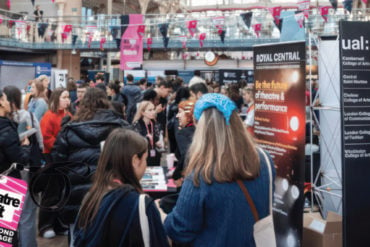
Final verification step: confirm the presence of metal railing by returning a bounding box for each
[0,8,369,50]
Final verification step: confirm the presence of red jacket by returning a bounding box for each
[40,110,71,153]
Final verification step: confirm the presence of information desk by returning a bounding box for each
[141,166,177,199]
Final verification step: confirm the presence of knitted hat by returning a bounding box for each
[194,93,236,125]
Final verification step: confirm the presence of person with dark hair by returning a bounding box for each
[39,87,72,239]
[107,81,124,103]
[111,101,126,120]
[189,82,208,100]
[126,74,134,83]
[3,86,40,247]
[121,74,141,123]
[164,94,276,246]
[138,78,148,91]
[67,78,77,103]
[72,82,89,114]
[142,80,173,136]
[189,70,205,87]
[51,87,130,238]
[73,128,169,247]
[0,88,31,247]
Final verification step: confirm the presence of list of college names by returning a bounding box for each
[342,45,370,160]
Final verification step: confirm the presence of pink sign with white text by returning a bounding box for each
[120,14,144,70]
[0,176,27,247]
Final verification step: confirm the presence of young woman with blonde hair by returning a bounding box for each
[164,93,276,246]
[133,101,162,166]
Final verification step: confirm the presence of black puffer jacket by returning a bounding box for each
[51,109,130,224]
[0,116,30,177]
[172,125,195,180]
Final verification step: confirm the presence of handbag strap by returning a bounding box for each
[139,194,150,247]
[237,147,274,222]
[259,147,273,215]
[236,179,259,222]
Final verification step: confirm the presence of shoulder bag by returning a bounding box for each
[237,148,276,247]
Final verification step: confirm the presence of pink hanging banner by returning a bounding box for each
[147,37,152,51]
[0,176,28,247]
[253,23,262,37]
[199,33,206,48]
[100,37,106,50]
[6,0,10,10]
[297,0,310,18]
[137,25,145,39]
[268,6,282,25]
[187,20,197,37]
[120,14,143,71]
[362,0,368,3]
[320,6,330,22]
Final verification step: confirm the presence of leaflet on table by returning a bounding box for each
[141,182,168,191]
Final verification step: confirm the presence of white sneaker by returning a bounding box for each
[42,229,56,239]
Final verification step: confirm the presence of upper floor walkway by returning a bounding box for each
[0,8,368,51]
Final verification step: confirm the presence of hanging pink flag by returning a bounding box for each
[0,18,2,24]
[269,6,282,25]
[187,20,197,37]
[320,6,330,22]
[199,33,206,48]
[7,0,10,10]
[120,14,143,70]
[100,37,106,50]
[362,0,368,3]
[137,25,145,39]
[253,24,261,37]
[147,37,152,51]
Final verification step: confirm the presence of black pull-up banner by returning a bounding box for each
[339,20,370,247]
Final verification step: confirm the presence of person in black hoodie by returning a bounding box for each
[51,88,130,234]
[0,88,30,176]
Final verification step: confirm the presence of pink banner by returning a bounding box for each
[0,176,27,247]
[120,14,144,71]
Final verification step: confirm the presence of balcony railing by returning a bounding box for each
[0,8,369,51]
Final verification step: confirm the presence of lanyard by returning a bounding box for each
[145,121,154,148]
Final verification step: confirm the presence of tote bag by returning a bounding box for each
[237,148,276,247]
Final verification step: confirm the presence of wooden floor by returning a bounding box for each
[37,236,68,247]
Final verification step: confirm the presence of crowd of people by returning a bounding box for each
[0,70,271,247]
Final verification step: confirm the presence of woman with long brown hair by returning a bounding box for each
[73,128,169,247]
[164,93,276,246]
[39,87,71,238]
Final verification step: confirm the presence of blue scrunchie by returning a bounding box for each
[193,93,237,125]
